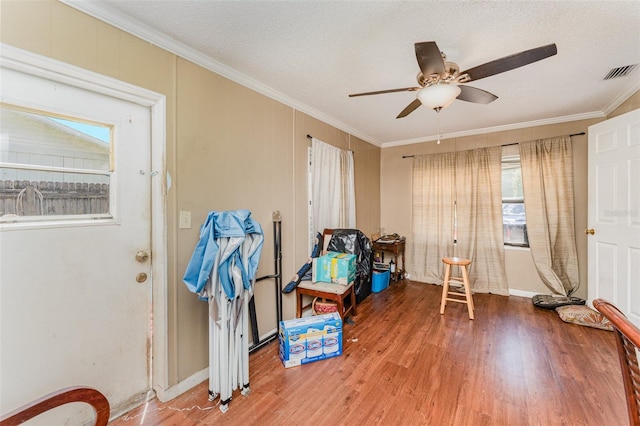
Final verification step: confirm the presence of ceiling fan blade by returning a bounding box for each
[460,43,557,82]
[349,87,420,97]
[456,85,498,104]
[415,41,446,77]
[396,98,422,119]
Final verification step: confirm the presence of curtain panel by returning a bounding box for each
[455,146,509,295]
[311,138,356,234]
[519,136,579,296]
[410,146,508,295]
[410,152,456,284]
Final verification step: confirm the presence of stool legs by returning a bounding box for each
[440,264,452,315]
[461,264,474,319]
[440,261,474,320]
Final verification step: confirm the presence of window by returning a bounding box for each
[0,104,113,223]
[502,151,529,247]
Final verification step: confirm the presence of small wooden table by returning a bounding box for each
[296,281,356,320]
[372,237,406,281]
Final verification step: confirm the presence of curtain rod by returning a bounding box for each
[501,132,585,148]
[306,134,354,154]
[401,132,586,158]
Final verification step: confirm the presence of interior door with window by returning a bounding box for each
[0,65,152,421]
[587,108,640,327]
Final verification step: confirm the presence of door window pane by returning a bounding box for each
[0,105,112,222]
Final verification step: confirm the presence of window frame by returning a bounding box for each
[502,152,529,248]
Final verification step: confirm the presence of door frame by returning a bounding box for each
[0,43,170,396]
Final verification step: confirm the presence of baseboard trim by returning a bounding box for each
[152,328,280,403]
[509,288,539,298]
[154,367,208,403]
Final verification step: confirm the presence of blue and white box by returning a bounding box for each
[279,312,343,368]
[312,252,356,285]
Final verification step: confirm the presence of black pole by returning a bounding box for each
[249,211,283,354]
[273,211,283,324]
[249,296,259,345]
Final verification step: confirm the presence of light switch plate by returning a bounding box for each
[179,211,191,229]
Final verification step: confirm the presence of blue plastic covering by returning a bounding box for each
[183,210,264,300]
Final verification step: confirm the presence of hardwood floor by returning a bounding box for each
[111,280,626,425]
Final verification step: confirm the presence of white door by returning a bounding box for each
[0,65,153,422]
[587,108,640,327]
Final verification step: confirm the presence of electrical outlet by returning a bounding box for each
[179,211,191,229]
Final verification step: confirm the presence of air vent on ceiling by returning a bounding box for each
[603,64,638,80]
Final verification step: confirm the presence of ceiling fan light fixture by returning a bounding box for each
[417,83,461,111]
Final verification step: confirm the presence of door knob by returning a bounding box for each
[136,273,148,283]
[585,228,595,235]
[135,251,149,262]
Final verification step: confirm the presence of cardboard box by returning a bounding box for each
[312,252,356,285]
[279,312,343,368]
[372,269,390,293]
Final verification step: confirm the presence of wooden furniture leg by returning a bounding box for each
[295,281,356,320]
[440,257,474,320]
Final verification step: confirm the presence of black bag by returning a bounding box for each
[325,229,373,304]
[532,294,585,310]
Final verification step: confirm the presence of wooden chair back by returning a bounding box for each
[593,299,640,426]
[0,386,110,426]
[322,228,334,255]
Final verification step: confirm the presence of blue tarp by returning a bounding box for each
[183,209,264,300]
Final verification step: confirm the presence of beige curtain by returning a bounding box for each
[410,152,456,284]
[455,146,509,295]
[410,146,508,295]
[519,136,579,296]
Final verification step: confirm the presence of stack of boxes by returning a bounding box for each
[311,251,356,285]
[279,251,354,368]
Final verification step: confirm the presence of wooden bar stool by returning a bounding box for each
[440,257,474,320]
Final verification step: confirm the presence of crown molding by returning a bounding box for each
[60,1,382,147]
[60,1,638,149]
[382,111,605,148]
[601,78,640,116]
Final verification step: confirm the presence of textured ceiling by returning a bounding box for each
[67,1,640,147]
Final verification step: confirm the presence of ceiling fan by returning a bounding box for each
[349,41,557,118]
